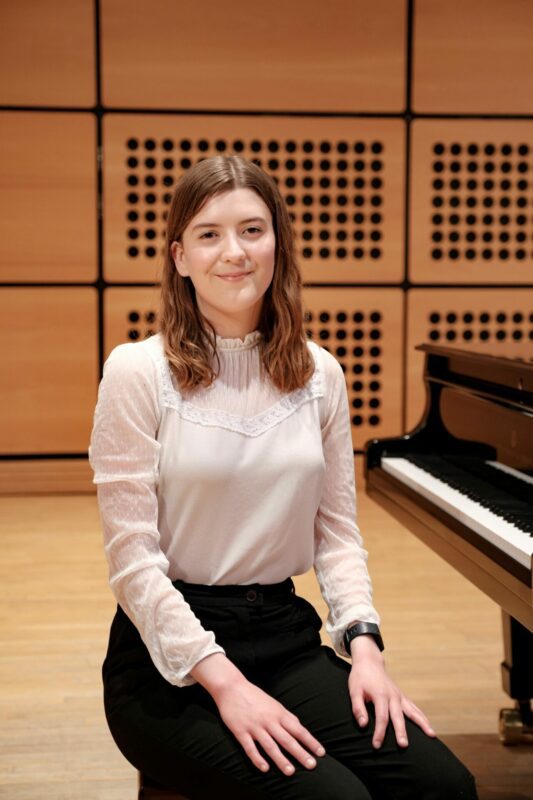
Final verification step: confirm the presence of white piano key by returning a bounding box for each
[381,457,533,569]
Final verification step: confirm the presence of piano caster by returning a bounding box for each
[499,701,533,745]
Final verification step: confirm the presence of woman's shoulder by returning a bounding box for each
[103,333,164,382]
[305,339,343,384]
[106,332,163,361]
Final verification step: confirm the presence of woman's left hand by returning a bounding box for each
[347,635,437,749]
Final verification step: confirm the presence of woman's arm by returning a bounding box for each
[313,348,436,747]
[313,349,380,656]
[89,343,225,687]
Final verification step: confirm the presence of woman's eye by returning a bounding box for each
[199,227,262,239]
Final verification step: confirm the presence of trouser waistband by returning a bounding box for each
[172,577,295,605]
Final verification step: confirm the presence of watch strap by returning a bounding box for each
[343,621,384,653]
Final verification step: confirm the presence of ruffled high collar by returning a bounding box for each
[214,330,263,351]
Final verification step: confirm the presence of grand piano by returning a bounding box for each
[365,344,533,744]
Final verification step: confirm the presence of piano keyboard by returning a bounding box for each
[381,455,533,570]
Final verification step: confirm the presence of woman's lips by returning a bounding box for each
[217,272,251,281]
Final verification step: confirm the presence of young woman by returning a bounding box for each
[89,155,477,800]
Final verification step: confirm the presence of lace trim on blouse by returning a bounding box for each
[154,339,325,438]
[214,330,264,350]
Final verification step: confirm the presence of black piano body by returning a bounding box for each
[365,344,533,744]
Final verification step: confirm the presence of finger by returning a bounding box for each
[350,692,368,727]
[388,697,409,748]
[372,697,389,748]
[283,715,326,758]
[256,731,297,776]
[271,725,318,771]
[240,732,271,773]
[402,699,436,737]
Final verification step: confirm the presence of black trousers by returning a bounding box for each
[102,578,478,800]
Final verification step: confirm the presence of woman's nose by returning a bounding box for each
[221,234,246,262]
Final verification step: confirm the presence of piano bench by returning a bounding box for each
[138,771,191,799]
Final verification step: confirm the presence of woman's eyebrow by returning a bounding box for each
[191,217,266,230]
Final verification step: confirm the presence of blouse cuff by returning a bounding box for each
[327,607,381,658]
[173,643,227,687]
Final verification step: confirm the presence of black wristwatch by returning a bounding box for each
[343,622,384,654]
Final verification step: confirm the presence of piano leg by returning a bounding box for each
[499,611,533,745]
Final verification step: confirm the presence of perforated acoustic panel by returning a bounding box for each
[406,289,533,431]
[303,288,403,446]
[103,287,403,449]
[410,120,533,284]
[104,286,162,356]
[103,115,404,284]
[0,112,98,283]
[0,288,98,454]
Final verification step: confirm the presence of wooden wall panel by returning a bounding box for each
[101,0,406,112]
[405,289,533,432]
[0,459,94,494]
[0,113,98,282]
[2,1,532,493]
[0,288,98,454]
[104,114,404,284]
[410,120,533,285]
[413,0,533,114]
[0,0,95,107]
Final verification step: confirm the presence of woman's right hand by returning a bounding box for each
[190,652,326,775]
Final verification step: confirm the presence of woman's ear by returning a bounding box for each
[170,240,189,277]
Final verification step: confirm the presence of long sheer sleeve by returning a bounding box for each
[88,342,225,687]
[313,350,380,658]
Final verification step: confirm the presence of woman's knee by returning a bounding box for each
[285,755,372,800]
[431,758,477,800]
[407,738,478,800]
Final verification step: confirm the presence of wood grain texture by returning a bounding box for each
[0,459,94,495]
[0,0,95,107]
[0,287,99,454]
[101,0,405,112]
[0,112,97,282]
[413,0,533,114]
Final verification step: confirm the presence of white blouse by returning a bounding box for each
[88,330,379,688]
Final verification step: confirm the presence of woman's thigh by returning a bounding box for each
[102,594,476,799]
[263,644,478,800]
[106,673,373,800]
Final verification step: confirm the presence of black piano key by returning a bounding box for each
[405,454,533,536]
[446,456,532,507]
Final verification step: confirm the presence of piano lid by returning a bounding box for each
[415,344,533,412]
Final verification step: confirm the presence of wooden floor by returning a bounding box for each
[0,461,531,799]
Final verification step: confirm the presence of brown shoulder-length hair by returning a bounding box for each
[159,155,314,393]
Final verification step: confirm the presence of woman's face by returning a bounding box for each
[171,187,276,337]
